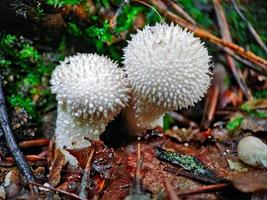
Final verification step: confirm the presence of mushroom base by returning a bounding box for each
[55,106,103,150]
[122,105,164,136]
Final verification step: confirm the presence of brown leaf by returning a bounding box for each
[48,149,66,186]
[232,170,267,193]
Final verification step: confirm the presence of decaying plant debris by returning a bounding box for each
[0,0,267,199]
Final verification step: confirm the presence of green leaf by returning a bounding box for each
[115,5,143,33]
[1,34,17,47]
[240,103,252,113]
[254,89,267,99]
[226,117,244,130]
[0,58,12,67]
[163,113,173,131]
[23,74,40,86]
[68,23,82,37]
[8,95,34,115]
[19,44,40,61]
[253,111,267,118]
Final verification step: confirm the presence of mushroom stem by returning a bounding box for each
[55,105,102,150]
[122,102,165,136]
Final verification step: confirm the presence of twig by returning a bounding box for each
[30,182,86,200]
[221,46,267,76]
[79,143,95,199]
[133,0,163,21]
[165,0,196,24]
[177,183,230,196]
[19,139,50,148]
[231,0,267,54]
[134,143,142,192]
[213,0,253,100]
[167,111,199,128]
[164,178,181,200]
[0,77,35,183]
[5,154,46,163]
[147,0,267,70]
[200,75,219,130]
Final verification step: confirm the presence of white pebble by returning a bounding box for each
[237,136,267,168]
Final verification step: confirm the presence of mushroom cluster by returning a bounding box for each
[50,23,212,151]
[123,23,212,129]
[51,53,130,149]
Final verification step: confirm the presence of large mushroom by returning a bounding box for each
[123,23,212,132]
[50,53,130,150]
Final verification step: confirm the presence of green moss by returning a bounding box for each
[240,102,267,118]
[254,89,267,99]
[68,23,82,37]
[46,0,81,7]
[8,95,34,116]
[115,5,143,33]
[19,44,40,61]
[0,34,55,120]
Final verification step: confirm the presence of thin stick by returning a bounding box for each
[0,77,35,183]
[213,0,253,100]
[30,182,86,200]
[19,139,50,148]
[5,154,46,163]
[133,0,163,21]
[168,111,199,128]
[221,46,267,76]
[135,143,142,192]
[201,78,219,130]
[148,0,267,70]
[177,183,230,196]
[166,0,196,24]
[164,178,181,200]
[231,0,267,54]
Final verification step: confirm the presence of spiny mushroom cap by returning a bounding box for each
[51,53,130,125]
[123,23,212,127]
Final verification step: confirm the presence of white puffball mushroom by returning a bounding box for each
[123,23,212,128]
[237,136,267,168]
[51,53,130,149]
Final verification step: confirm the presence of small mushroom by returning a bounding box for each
[237,136,267,168]
[51,53,130,149]
[123,23,212,131]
